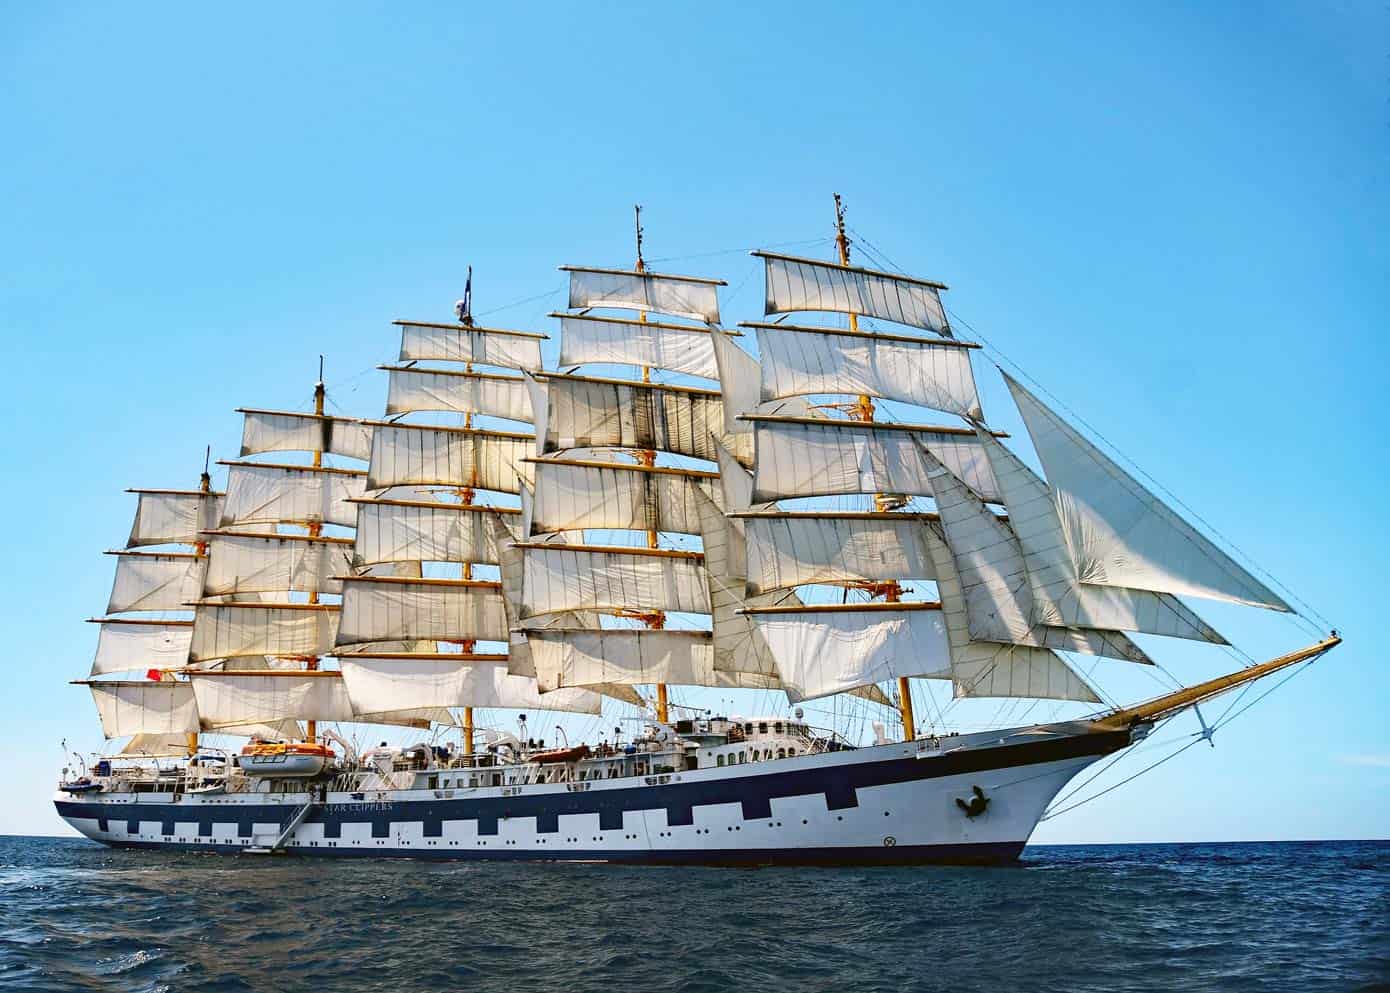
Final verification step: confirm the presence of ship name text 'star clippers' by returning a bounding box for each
[56,200,1339,865]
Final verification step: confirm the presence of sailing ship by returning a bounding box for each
[54,199,1339,864]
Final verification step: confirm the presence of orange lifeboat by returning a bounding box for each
[239,741,335,778]
[529,744,591,765]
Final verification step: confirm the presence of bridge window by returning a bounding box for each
[774,722,783,734]
[716,755,725,767]
[758,722,768,734]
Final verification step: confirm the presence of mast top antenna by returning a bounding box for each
[634,204,645,273]
[456,266,474,326]
[833,193,851,265]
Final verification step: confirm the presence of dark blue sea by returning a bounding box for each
[0,837,1384,993]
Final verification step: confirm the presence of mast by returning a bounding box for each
[459,267,476,755]
[304,359,326,746]
[187,446,212,757]
[634,203,670,724]
[835,194,915,741]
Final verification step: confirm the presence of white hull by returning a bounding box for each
[56,723,1134,865]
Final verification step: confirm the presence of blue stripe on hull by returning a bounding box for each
[99,838,1027,867]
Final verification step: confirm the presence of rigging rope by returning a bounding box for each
[1040,656,1319,821]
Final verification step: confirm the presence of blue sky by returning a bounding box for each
[1,3,1385,841]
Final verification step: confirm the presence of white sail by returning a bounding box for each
[742,512,938,595]
[338,658,603,715]
[352,499,504,566]
[239,409,372,462]
[556,314,718,380]
[366,422,533,494]
[710,327,761,436]
[1005,375,1290,611]
[120,733,196,756]
[126,490,222,548]
[106,552,207,614]
[563,266,723,324]
[335,577,508,646]
[189,672,355,727]
[753,323,982,419]
[90,619,193,676]
[530,458,718,536]
[978,429,1225,643]
[539,373,736,463]
[384,367,532,422]
[750,606,952,703]
[750,417,1000,503]
[220,462,367,528]
[89,680,199,737]
[189,604,338,662]
[713,437,759,519]
[757,251,949,335]
[202,532,353,597]
[519,545,709,618]
[528,628,716,691]
[487,512,597,678]
[922,522,1100,702]
[923,448,1151,665]
[695,488,792,681]
[395,321,543,370]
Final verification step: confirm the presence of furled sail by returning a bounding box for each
[219,461,367,528]
[383,366,532,422]
[188,671,355,728]
[529,629,717,691]
[335,576,508,647]
[395,320,543,370]
[88,680,200,737]
[238,409,373,462]
[748,604,952,703]
[537,372,737,463]
[561,266,724,325]
[554,314,718,380]
[365,421,533,493]
[748,416,1001,504]
[922,522,1100,702]
[1004,374,1291,611]
[201,531,354,597]
[89,619,193,676]
[739,511,938,596]
[977,429,1225,643]
[518,544,709,618]
[126,489,223,548]
[755,251,949,336]
[188,603,338,662]
[749,322,982,419]
[106,552,207,614]
[351,498,506,566]
[922,446,1151,665]
[338,658,603,715]
[528,458,718,536]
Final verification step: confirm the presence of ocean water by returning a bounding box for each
[0,837,1383,993]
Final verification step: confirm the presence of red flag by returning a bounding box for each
[146,668,163,682]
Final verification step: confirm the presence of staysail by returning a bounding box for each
[1004,374,1291,611]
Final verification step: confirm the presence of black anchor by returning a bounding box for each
[955,785,990,818]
